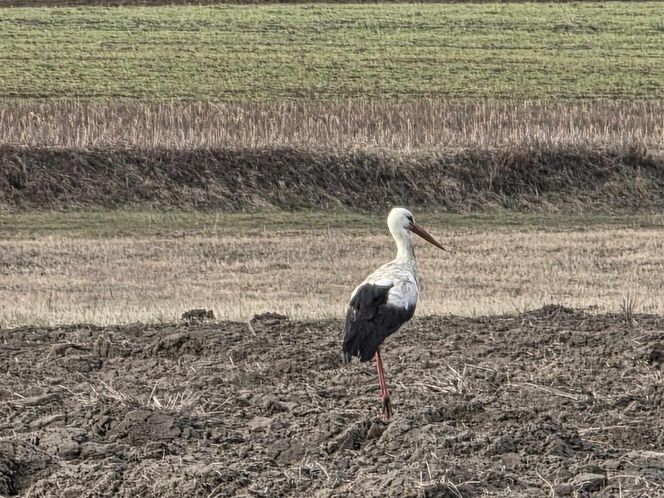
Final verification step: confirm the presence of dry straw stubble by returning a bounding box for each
[1,100,662,151]
[1,225,663,327]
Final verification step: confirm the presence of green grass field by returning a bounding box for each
[1,3,662,100]
[2,210,663,239]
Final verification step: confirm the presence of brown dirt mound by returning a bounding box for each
[1,145,662,214]
[1,306,663,496]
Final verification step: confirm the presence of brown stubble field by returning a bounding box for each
[2,217,664,328]
[2,100,662,150]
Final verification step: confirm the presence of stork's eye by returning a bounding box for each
[406,215,414,222]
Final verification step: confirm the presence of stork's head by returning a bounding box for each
[387,207,447,251]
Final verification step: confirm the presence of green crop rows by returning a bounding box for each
[1,2,662,101]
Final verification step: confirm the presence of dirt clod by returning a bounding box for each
[649,344,664,365]
[180,309,214,323]
[571,472,607,492]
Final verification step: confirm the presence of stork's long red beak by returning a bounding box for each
[411,223,448,252]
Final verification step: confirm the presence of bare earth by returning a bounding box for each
[1,306,663,497]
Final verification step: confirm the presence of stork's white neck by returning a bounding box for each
[391,226,416,262]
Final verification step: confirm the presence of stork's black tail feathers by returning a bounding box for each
[342,283,414,363]
[342,350,353,364]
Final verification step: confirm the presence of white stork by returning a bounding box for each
[342,207,447,421]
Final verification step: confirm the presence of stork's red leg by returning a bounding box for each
[375,350,386,397]
[375,349,392,421]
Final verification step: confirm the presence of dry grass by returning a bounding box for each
[4,144,663,214]
[2,100,662,151]
[1,221,663,328]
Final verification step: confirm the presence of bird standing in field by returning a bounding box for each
[342,207,448,421]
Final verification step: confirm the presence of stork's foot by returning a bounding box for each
[381,396,392,422]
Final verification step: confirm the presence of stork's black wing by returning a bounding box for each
[342,283,415,363]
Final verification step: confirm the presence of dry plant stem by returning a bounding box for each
[1,225,663,328]
[1,101,662,150]
[535,472,555,498]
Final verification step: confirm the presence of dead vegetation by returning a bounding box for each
[1,144,663,213]
[1,226,663,327]
[2,100,661,150]
[2,100,662,213]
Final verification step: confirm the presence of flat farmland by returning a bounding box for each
[2,211,664,328]
[0,3,662,100]
[2,1,664,496]
[2,308,663,496]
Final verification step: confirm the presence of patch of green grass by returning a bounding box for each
[0,3,662,100]
[2,210,663,239]
[0,210,375,238]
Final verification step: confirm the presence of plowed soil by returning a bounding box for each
[1,306,663,497]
